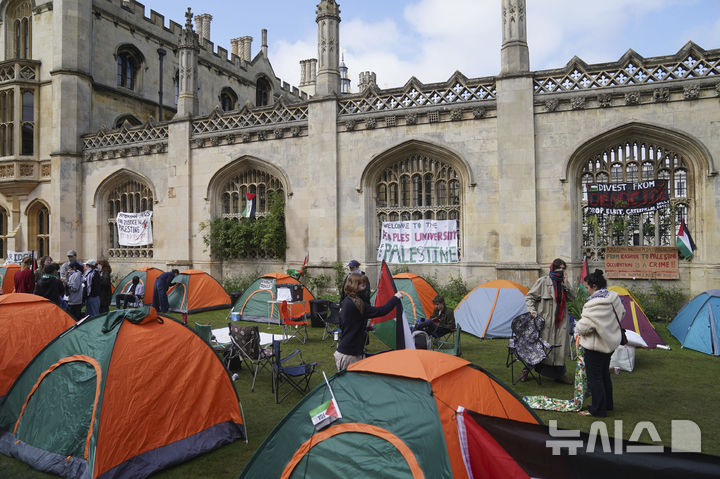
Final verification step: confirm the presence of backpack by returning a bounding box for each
[412,330,431,350]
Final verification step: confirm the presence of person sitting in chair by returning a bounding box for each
[117,276,145,309]
[412,295,455,338]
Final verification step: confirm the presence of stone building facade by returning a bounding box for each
[1,0,718,295]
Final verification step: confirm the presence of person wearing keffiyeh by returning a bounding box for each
[524,258,576,384]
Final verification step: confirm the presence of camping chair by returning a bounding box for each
[506,313,557,385]
[280,300,308,344]
[193,322,229,362]
[116,292,143,309]
[272,339,317,404]
[227,323,273,392]
[321,302,341,346]
[432,325,462,357]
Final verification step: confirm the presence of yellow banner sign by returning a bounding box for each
[605,246,679,279]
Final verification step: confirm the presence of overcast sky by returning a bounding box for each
[145,0,720,90]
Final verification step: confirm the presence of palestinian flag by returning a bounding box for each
[457,408,720,478]
[309,398,341,431]
[579,256,588,291]
[676,219,696,259]
[242,193,256,218]
[371,260,414,350]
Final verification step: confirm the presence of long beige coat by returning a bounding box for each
[525,275,575,367]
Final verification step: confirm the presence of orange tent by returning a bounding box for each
[0,293,76,400]
[241,349,539,478]
[167,269,232,313]
[0,307,245,478]
[0,264,20,294]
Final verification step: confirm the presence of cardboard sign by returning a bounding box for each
[604,246,679,279]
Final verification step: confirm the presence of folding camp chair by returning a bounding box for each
[321,302,341,346]
[272,340,317,404]
[227,323,273,392]
[280,300,308,344]
[432,325,462,357]
[506,313,557,385]
[193,322,229,362]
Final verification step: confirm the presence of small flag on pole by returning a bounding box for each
[579,256,588,291]
[676,219,696,259]
[309,372,342,431]
[242,193,256,218]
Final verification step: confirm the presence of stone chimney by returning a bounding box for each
[299,58,317,96]
[501,0,529,74]
[230,37,242,57]
[261,28,268,56]
[241,36,253,62]
[358,71,376,92]
[315,0,341,96]
[194,13,212,43]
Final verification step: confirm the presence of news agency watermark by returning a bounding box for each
[546,420,702,455]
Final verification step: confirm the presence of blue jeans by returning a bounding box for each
[153,285,169,312]
[413,320,450,338]
[85,296,100,317]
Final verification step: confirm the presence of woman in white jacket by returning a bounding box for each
[575,269,624,417]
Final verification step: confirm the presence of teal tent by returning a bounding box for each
[668,290,720,356]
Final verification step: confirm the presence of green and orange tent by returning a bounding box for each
[455,280,529,338]
[167,269,232,314]
[0,307,245,478]
[111,266,164,307]
[0,294,76,402]
[230,273,314,323]
[240,349,539,478]
[0,264,19,294]
[370,272,438,323]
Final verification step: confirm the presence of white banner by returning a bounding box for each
[377,219,459,264]
[116,211,153,246]
[4,250,33,265]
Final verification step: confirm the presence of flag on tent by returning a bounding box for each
[309,372,342,431]
[676,219,696,259]
[242,193,256,218]
[579,256,588,291]
[370,260,413,350]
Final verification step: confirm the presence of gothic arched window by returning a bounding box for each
[27,201,49,257]
[105,177,154,258]
[7,0,31,59]
[220,168,284,218]
[116,45,144,91]
[375,154,462,253]
[580,139,693,260]
[219,87,238,111]
[0,205,7,259]
[256,77,271,107]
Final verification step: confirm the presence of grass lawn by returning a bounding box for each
[1,310,718,478]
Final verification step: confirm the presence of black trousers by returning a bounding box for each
[584,347,614,417]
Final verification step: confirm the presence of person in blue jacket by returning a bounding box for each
[152,269,179,313]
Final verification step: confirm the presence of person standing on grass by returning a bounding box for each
[576,269,624,417]
[33,264,65,306]
[13,256,35,293]
[97,259,113,314]
[334,273,402,371]
[152,269,179,313]
[66,261,85,320]
[524,258,576,384]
